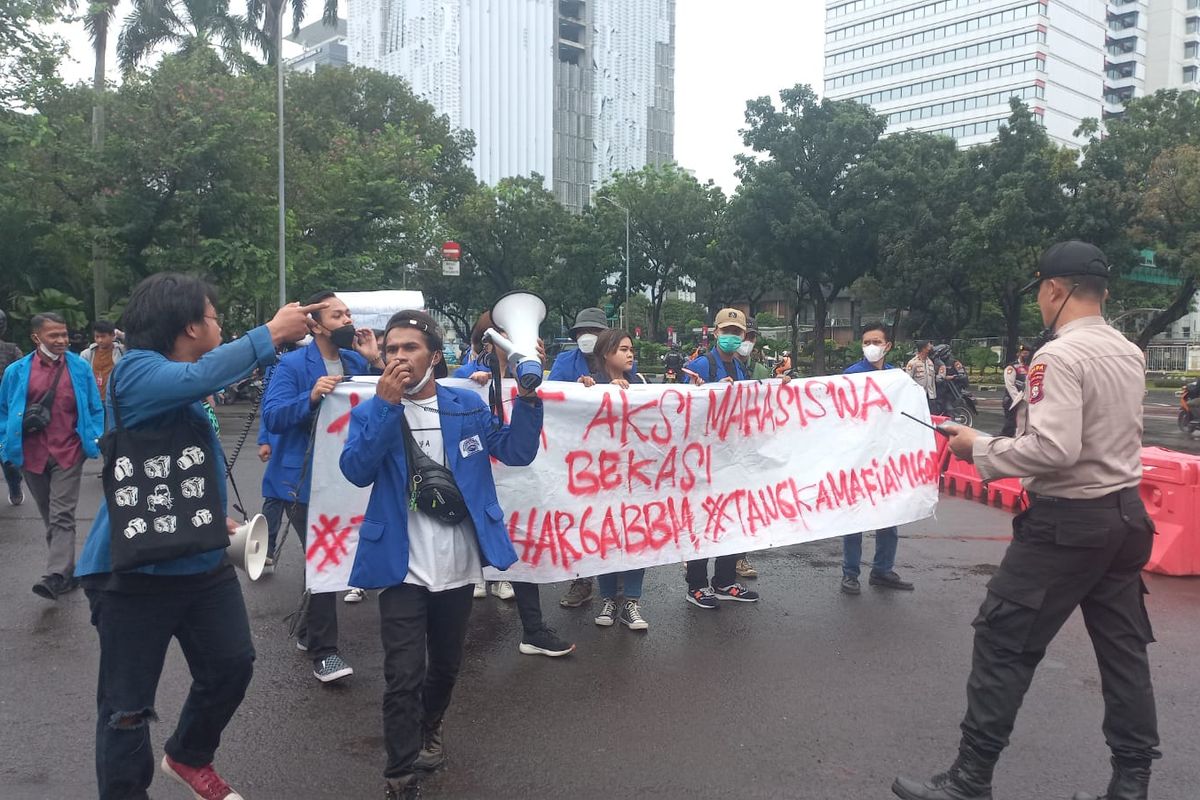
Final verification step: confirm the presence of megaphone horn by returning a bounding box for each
[229,513,269,581]
[486,290,547,391]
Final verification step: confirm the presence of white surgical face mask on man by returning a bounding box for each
[576,333,598,355]
[863,344,886,364]
[38,343,61,361]
[736,340,754,358]
[405,363,435,396]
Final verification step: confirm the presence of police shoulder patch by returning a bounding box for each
[1028,363,1046,404]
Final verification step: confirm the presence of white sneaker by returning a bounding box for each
[491,581,515,600]
[344,587,366,603]
[473,583,487,599]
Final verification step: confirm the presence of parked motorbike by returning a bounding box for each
[942,379,977,427]
[1178,382,1200,435]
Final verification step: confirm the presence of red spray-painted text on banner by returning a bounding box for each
[305,372,939,592]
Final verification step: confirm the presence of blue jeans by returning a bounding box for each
[86,576,255,800]
[596,569,645,600]
[842,527,898,578]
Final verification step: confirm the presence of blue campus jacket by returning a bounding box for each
[255,364,284,499]
[76,327,277,577]
[684,351,748,383]
[453,358,482,378]
[261,342,370,504]
[0,351,104,467]
[339,385,543,590]
[843,358,897,374]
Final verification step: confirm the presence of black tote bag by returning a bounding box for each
[101,367,229,571]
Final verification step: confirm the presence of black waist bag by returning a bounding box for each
[102,368,229,571]
[403,417,469,526]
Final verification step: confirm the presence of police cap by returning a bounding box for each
[1021,240,1110,294]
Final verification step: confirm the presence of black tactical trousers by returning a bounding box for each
[959,488,1161,765]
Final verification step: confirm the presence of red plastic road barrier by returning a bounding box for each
[931,415,952,472]
[985,476,1028,513]
[1140,446,1200,576]
[942,451,984,501]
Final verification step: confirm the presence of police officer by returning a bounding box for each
[999,344,1031,437]
[892,241,1159,800]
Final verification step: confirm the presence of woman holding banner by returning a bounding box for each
[577,329,651,631]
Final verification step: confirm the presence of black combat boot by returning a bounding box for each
[892,746,995,800]
[1072,757,1151,800]
[413,721,445,771]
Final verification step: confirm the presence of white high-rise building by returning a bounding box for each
[823,0,1108,148]
[345,0,675,210]
[1104,0,1200,117]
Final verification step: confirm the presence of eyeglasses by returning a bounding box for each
[205,314,223,326]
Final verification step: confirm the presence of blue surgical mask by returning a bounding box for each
[717,334,743,354]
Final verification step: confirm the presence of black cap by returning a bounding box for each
[1020,240,1110,294]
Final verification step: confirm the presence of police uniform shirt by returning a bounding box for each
[973,316,1144,499]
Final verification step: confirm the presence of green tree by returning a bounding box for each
[733,84,886,373]
[1074,90,1200,344]
[952,101,1077,359]
[847,130,974,340]
[423,176,569,341]
[595,164,723,340]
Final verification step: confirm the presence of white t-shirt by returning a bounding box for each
[401,396,484,592]
[323,357,344,377]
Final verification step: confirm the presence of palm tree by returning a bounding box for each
[117,0,249,74]
[83,0,120,318]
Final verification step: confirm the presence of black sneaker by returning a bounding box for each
[713,582,760,602]
[840,575,861,595]
[313,653,354,683]
[32,577,57,601]
[686,587,719,609]
[518,626,575,657]
[8,487,23,506]
[870,571,914,591]
[618,600,648,631]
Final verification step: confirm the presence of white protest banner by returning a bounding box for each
[304,370,940,592]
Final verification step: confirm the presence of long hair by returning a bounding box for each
[591,328,633,381]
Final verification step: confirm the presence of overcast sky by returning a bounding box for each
[49,1,824,194]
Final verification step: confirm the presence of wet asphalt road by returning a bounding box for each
[2,406,1199,800]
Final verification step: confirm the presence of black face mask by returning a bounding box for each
[329,323,356,350]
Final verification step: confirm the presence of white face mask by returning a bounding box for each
[38,342,61,361]
[736,340,754,358]
[576,333,598,355]
[863,344,886,364]
[405,363,435,396]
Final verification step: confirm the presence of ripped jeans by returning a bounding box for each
[86,576,255,800]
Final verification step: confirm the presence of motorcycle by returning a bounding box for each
[664,367,678,384]
[941,378,978,427]
[1178,383,1200,435]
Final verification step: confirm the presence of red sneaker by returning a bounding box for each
[161,754,244,800]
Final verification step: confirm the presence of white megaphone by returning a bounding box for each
[486,290,547,391]
[228,514,269,581]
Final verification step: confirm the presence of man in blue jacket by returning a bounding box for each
[841,322,914,594]
[261,291,383,684]
[340,310,543,800]
[0,312,104,599]
[74,272,320,800]
[681,308,761,609]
